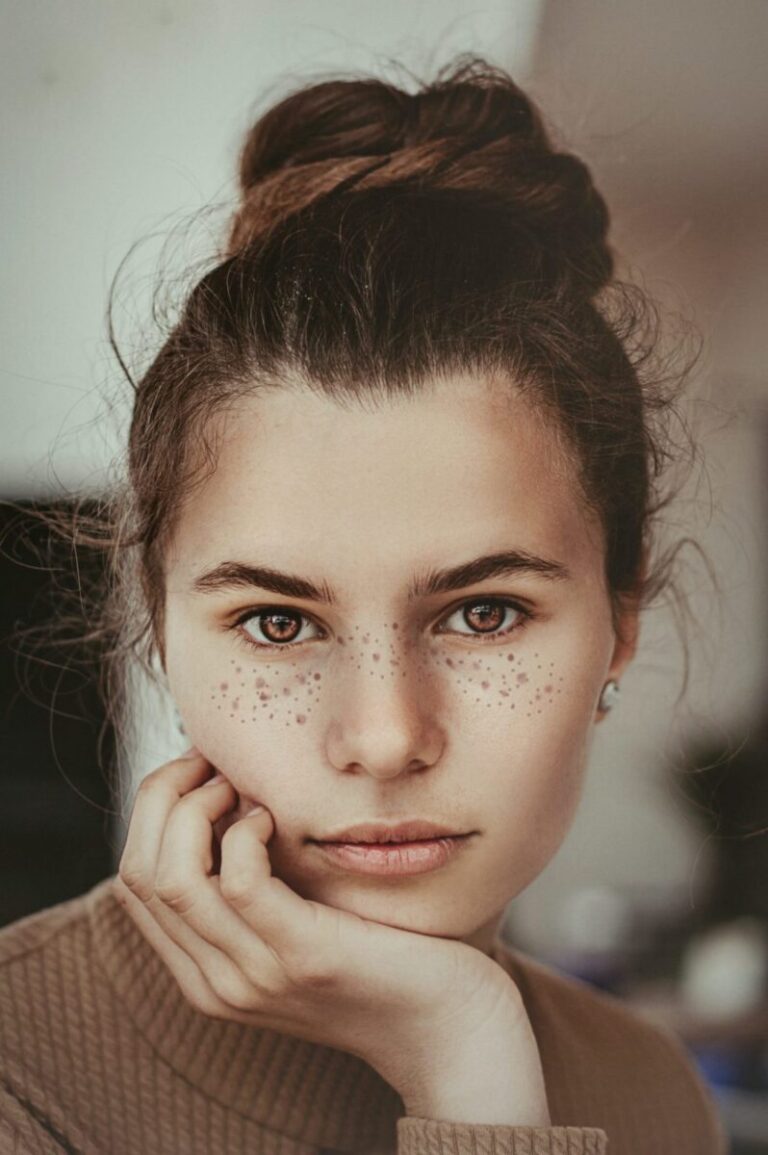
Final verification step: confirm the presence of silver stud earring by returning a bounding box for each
[599,679,621,712]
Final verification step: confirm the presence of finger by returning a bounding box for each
[113,875,252,1020]
[153,777,279,977]
[218,808,323,968]
[118,751,212,901]
[121,775,271,1013]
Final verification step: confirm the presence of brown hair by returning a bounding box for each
[6,54,703,785]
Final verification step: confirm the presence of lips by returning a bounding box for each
[312,820,466,844]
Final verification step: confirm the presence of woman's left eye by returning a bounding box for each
[437,598,531,641]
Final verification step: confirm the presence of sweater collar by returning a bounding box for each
[87,875,514,1153]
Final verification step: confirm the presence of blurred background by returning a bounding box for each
[2,2,767,1150]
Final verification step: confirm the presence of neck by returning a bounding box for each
[461,911,505,956]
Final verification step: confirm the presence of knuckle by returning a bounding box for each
[117,860,152,902]
[175,974,223,1017]
[136,768,165,795]
[218,869,252,906]
[154,878,195,915]
[207,969,258,1013]
[285,948,335,991]
[236,955,282,999]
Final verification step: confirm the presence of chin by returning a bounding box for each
[305,879,475,936]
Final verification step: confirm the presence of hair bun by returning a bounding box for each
[228,56,613,297]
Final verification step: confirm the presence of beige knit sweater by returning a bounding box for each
[0,876,727,1154]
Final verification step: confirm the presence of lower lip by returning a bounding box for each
[311,835,471,876]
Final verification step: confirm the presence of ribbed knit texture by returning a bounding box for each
[0,877,727,1154]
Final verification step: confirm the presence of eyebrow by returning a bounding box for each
[189,549,571,603]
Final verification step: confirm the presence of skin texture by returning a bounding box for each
[161,373,639,955]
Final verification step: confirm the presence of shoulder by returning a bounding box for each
[0,880,114,1091]
[492,939,728,1154]
[0,879,107,968]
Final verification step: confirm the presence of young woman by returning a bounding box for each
[0,56,727,1154]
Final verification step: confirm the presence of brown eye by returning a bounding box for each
[463,601,505,633]
[258,611,302,643]
[438,597,530,642]
[236,607,322,648]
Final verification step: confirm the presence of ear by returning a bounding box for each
[596,557,646,722]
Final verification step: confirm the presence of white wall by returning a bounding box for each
[1,0,541,495]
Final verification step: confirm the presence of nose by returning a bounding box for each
[324,644,444,779]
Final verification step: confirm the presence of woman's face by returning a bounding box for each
[162,375,638,952]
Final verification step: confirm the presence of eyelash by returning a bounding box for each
[230,597,534,653]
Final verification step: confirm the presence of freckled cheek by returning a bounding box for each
[170,663,322,806]
[425,644,568,733]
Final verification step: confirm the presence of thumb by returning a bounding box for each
[244,803,274,837]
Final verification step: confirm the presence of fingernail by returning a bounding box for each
[246,805,265,817]
[205,772,227,787]
[180,745,202,759]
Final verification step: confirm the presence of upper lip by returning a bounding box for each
[312,821,468,844]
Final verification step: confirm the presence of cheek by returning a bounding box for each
[170,652,323,798]
[429,642,565,728]
[427,637,601,799]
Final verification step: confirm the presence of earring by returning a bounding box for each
[599,679,621,712]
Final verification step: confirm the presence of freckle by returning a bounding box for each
[500,690,510,697]
[516,672,528,684]
[314,672,321,680]
[297,673,307,684]
[446,658,455,669]
[255,677,266,688]
[283,686,290,695]
[481,680,490,689]
[472,661,481,670]
[235,666,242,673]
[259,691,271,701]
[506,654,515,662]
[337,637,345,646]
[545,684,553,693]
[220,682,228,691]
[392,623,399,630]
[268,712,274,719]
[296,714,306,724]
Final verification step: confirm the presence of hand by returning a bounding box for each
[114,749,543,1112]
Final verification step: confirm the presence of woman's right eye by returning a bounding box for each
[234,608,324,649]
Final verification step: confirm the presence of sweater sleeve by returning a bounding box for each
[396,1118,608,1153]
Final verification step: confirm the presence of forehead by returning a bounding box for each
[167,375,603,582]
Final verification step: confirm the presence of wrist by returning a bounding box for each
[400,998,551,1127]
